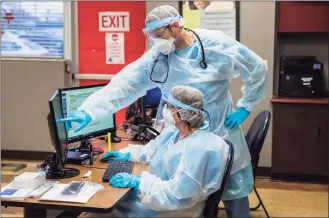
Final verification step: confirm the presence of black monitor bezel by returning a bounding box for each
[59,84,116,144]
[48,90,68,168]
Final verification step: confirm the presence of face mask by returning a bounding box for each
[153,37,175,55]
[162,106,176,126]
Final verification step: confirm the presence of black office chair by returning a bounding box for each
[202,140,234,218]
[245,110,271,218]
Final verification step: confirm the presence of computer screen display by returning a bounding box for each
[60,84,116,143]
[144,87,162,107]
[49,90,68,165]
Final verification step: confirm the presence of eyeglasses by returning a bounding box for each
[147,25,170,40]
[166,103,175,109]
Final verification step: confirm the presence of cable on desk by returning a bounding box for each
[120,136,135,140]
[93,147,104,155]
[81,165,107,170]
[121,139,135,142]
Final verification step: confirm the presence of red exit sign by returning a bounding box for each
[99,12,130,32]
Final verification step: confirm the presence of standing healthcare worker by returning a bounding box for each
[59,5,268,217]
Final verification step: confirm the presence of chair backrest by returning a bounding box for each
[203,140,234,218]
[245,111,271,177]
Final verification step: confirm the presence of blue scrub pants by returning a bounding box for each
[223,196,251,218]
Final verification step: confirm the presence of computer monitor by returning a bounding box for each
[139,87,162,125]
[47,90,79,179]
[144,87,162,107]
[59,84,116,144]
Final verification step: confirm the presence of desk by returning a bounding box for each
[1,130,147,218]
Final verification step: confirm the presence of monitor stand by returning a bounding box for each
[41,153,80,179]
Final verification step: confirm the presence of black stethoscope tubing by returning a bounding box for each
[150,28,207,84]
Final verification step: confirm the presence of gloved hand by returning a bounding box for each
[102,151,130,161]
[109,173,141,189]
[225,107,250,129]
[57,110,92,132]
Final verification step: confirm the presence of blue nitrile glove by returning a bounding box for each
[109,173,141,189]
[102,151,130,161]
[225,107,250,129]
[57,110,92,132]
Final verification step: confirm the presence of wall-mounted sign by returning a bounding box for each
[106,32,125,64]
[99,12,130,32]
[182,1,238,40]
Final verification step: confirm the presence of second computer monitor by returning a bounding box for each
[60,84,116,143]
[48,89,68,168]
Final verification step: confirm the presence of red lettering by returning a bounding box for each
[102,15,107,28]
[109,15,116,28]
[120,15,126,28]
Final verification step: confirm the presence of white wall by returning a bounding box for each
[230,2,276,167]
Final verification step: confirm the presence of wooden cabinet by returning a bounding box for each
[278,2,329,33]
[271,97,329,182]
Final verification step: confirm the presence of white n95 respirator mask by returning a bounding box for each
[153,37,175,55]
[162,106,176,126]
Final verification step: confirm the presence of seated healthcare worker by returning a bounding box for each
[93,85,230,217]
[59,5,268,217]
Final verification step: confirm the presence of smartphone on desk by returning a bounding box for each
[62,181,85,196]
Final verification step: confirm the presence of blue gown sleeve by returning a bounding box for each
[137,127,178,163]
[78,50,158,121]
[215,30,268,111]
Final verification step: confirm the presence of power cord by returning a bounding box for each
[40,153,65,179]
[80,165,107,170]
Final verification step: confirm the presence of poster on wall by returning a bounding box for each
[105,33,125,64]
[182,1,237,40]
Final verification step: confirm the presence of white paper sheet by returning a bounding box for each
[200,9,236,39]
[119,147,130,153]
[40,183,98,204]
[1,184,34,201]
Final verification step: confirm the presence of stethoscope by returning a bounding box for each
[150,28,207,84]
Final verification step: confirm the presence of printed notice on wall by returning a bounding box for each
[200,9,236,39]
[106,33,125,64]
[182,1,237,39]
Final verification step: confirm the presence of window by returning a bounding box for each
[1,40,22,51]
[1,2,64,58]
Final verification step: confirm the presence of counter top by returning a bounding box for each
[271,96,329,104]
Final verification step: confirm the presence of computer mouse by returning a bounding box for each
[100,155,116,163]
[111,136,122,143]
[106,135,122,143]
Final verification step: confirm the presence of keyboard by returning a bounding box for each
[102,160,134,182]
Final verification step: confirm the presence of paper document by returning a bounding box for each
[119,147,130,153]
[28,181,59,198]
[200,9,236,39]
[40,183,99,204]
[1,184,34,201]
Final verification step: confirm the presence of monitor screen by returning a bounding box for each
[144,87,162,107]
[60,84,116,143]
[49,90,68,166]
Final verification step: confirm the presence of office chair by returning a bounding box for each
[245,110,271,218]
[202,140,234,218]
